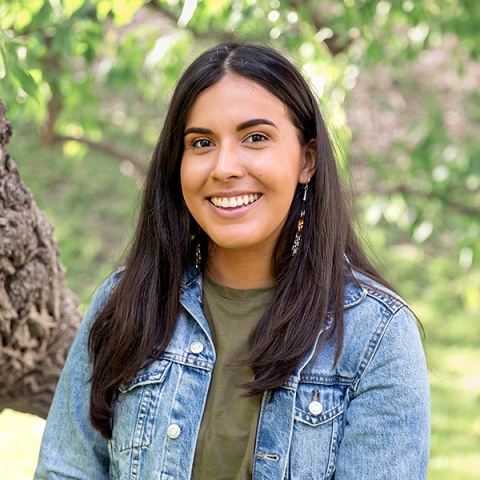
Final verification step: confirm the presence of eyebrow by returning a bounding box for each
[183,118,278,137]
[236,118,278,132]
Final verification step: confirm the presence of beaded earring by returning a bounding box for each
[291,179,309,256]
[195,242,202,269]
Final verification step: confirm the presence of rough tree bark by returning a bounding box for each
[0,96,81,419]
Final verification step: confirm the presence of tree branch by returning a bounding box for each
[147,0,236,42]
[357,184,480,219]
[53,134,148,176]
[148,0,350,54]
[287,0,352,55]
[41,95,63,147]
[40,34,64,147]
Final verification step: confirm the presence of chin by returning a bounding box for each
[209,234,277,254]
[211,239,257,251]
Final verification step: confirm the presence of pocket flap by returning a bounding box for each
[294,382,346,426]
[119,359,172,393]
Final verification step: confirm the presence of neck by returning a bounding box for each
[205,245,274,289]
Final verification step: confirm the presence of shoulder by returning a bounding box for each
[343,270,414,332]
[96,267,125,299]
[345,269,408,314]
[81,267,125,328]
[64,268,126,363]
[333,270,422,379]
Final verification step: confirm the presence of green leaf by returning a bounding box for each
[14,9,33,31]
[95,0,112,21]
[63,0,85,17]
[8,61,39,101]
[111,0,144,26]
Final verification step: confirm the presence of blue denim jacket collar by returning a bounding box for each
[179,264,366,349]
[180,264,367,309]
[179,265,368,387]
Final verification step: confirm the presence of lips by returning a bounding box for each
[210,193,261,209]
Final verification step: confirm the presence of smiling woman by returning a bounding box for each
[181,75,315,287]
[34,43,430,480]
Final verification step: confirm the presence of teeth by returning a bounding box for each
[210,194,261,209]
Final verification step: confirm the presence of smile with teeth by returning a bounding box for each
[210,194,261,209]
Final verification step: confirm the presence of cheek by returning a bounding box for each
[180,161,195,215]
[180,159,209,224]
[180,159,198,197]
[180,156,211,190]
[179,161,188,191]
[272,158,304,192]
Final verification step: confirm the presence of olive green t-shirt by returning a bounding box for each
[191,269,274,480]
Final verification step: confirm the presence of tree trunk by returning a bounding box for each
[0,96,81,419]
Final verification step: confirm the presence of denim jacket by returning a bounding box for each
[35,266,430,480]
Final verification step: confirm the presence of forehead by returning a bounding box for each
[185,75,290,126]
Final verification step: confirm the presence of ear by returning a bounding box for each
[298,139,317,184]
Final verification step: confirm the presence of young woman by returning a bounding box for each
[35,43,430,480]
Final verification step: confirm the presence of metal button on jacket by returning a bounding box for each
[167,424,181,439]
[308,401,323,416]
[190,342,204,354]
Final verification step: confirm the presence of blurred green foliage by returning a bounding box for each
[0,0,479,478]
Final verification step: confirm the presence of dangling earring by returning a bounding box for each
[195,242,202,269]
[291,179,309,256]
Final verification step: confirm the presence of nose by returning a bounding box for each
[211,140,245,181]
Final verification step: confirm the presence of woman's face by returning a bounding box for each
[180,75,314,257]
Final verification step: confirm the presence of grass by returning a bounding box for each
[0,410,45,479]
[0,129,479,478]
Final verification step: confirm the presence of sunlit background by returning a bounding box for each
[0,0,479,478]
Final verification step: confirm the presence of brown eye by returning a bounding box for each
[246,133,268,143]
[193,139,214,148]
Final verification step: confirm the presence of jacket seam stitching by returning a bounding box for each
[160,365,185,477]
[252,392,269,478]
[352,306,397,392]
[294,406,344,426]
[364,287,406,314]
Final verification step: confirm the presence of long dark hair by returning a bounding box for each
[88,42,396,439]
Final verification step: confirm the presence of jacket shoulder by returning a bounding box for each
[82,267,124,327]
[346,270,408,315]
[331,271,420,380]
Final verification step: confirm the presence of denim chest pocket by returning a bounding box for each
[286,380,349,480]
[110,359,172,452]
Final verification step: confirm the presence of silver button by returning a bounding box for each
[167,424,181,439]
[308,401,323,416]
[190,342,204,354]
[197,296,202,303]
